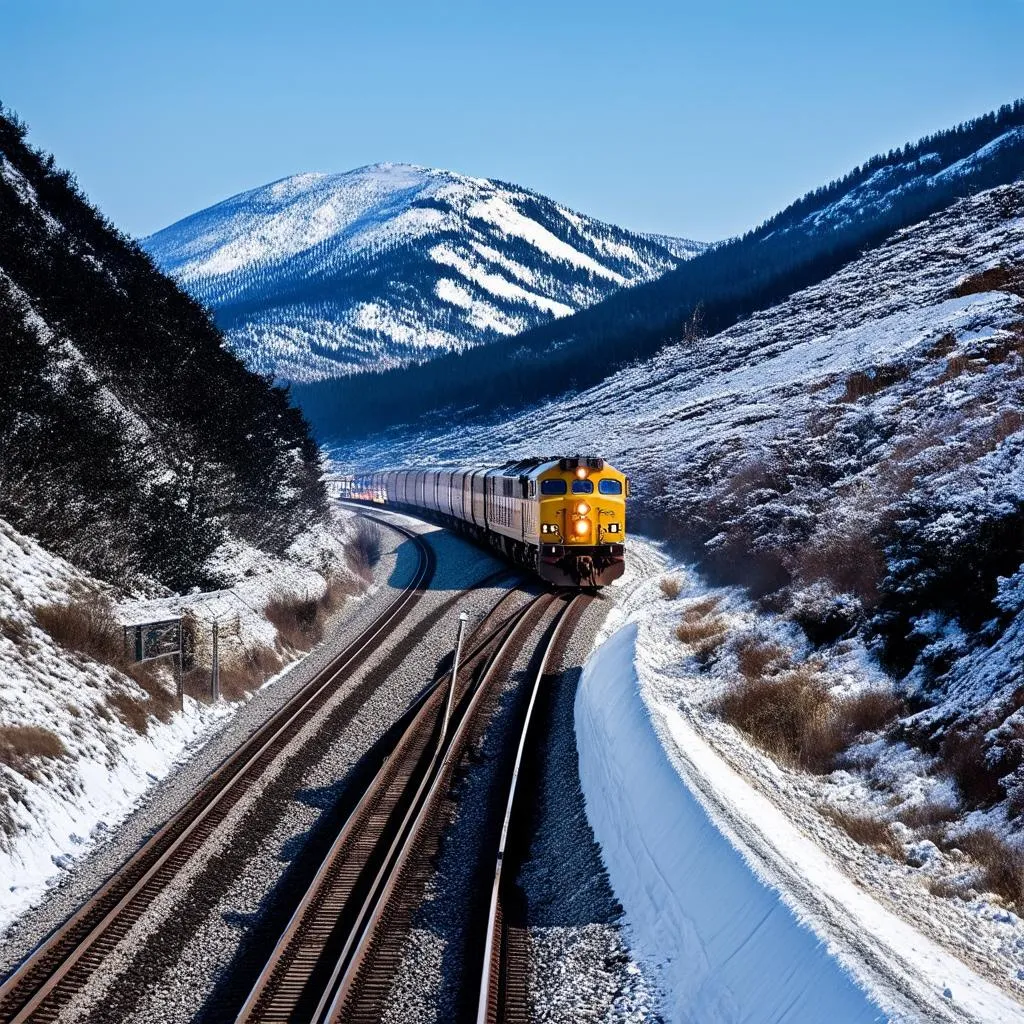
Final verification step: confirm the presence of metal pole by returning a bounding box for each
[440,612,468,747]
[211,619,220,702]
[175,652,183,711]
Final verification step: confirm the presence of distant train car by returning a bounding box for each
[351,457,628,587]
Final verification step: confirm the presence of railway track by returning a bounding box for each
[235,590,591,1023]
[0,512,438,1024]
[477,592,594,1024]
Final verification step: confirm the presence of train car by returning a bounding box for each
[351,456,627,587]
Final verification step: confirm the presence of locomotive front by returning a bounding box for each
[535,457,627,587]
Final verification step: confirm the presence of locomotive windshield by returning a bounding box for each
[571,479,594,493]
[598,479,623,494]
[541,479,568,494]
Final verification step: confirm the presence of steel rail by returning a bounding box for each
[476,592,592,1024]
[319,594,570,1024]
[0,513,432,1024]
[233,587,547,1023]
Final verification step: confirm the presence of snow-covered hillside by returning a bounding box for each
[143,163,703,380]
[0,511,362,929]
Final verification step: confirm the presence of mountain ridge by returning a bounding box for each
[144,162,704,381]
[296,98,1024,442]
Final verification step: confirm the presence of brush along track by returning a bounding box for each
[0,513,437,1024]
[234,590,557,1023]
[476,592,594,1024]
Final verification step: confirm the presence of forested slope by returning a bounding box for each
[0,105,326,591]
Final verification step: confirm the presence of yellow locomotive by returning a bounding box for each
[352,456,628,587]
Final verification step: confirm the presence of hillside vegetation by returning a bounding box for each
[301,99,1024,441]
[0,105,326,591]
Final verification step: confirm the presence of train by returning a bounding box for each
[338,456,628,587]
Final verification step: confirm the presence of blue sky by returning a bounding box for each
[3,0,1023,241]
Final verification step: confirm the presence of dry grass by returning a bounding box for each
[927,876,970,899]
[347,519,383,582]
[955,829,1024,908]
[734,636,789,680]
[659,577,682,599]
[991,408,1024,444]
[0,615,29,645]
[36,596,176,731]
[107,693,150,735]
[35,595,123,664]
[954,265,1024,300]
[838,688,904,738]
[938,354,988,383]
[265,593,323,650]
[895,799,960,831]
[266,572,357,652]
[675,598,728,661]
[718,665,901,775]
[841,364,911,402]
[927,332,958,357]
[0,724,66,776]
[820,805,902,858]
[718,665,841,773]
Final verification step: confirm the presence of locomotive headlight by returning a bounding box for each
[575,467,588,479]
[576,502,590,515]
[574,520,589,536]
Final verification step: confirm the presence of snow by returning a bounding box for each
[463,195,626,284]
[429,243,575,317]
[143,163,693,381]
[576,623,886,1023]
[0,510,362,932]
[577,565,1024,1021]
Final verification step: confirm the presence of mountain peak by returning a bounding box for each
[143,166,705,381]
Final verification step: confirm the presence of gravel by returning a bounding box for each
[379,591,661,1023]
[1,512,513,1024]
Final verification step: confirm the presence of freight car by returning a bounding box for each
[348,457,628,587]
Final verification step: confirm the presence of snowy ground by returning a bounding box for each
[580,538,1024,1022]
[0,508,364,932]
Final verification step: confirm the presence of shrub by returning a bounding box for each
[718,665,843,773]
[820,805,902,858]
[734,636,788,680]
[793,528,885,608]
[941,728,1005,808]
[0,724,66,775]
[675,598,728,661]
[659,577,681,599]
[955,828,1024,907]
[347,519,383,581]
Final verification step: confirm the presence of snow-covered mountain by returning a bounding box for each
[296,103,1024,441]
[143,164,704,381]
